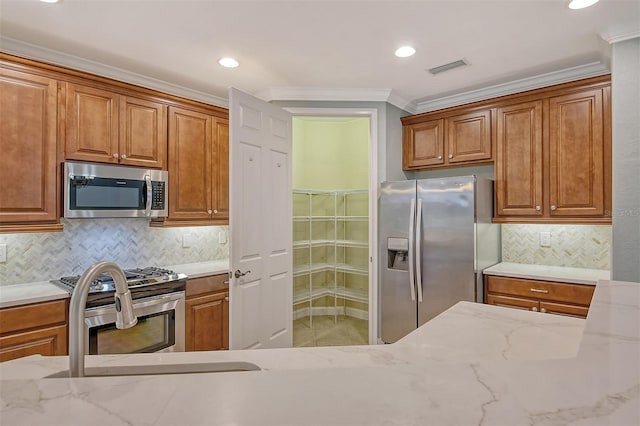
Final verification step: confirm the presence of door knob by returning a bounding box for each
[234,269,251,278]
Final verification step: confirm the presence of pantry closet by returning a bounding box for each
[292,116,370,347]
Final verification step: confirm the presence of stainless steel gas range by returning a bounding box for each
[51,267,187,355]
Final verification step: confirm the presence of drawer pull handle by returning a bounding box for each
[530,288,549,294]
[223,280,229,284]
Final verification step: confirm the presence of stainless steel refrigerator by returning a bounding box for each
[379,176,500,343]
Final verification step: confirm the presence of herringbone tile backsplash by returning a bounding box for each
[0,219,228,286]
[502,224,611,270]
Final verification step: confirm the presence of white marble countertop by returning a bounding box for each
[0,281,69,309]
[482,262,611,285]
[1,279,638,425]
[0,259,230,309]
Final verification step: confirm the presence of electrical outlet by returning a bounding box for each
[182,234,193,248]
[218,231,227,244]
[0,244,6,263]
[539,232,551,247]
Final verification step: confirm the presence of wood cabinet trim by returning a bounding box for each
[0,53,228,119]
[401,75,611,125]
[0,324,68,361]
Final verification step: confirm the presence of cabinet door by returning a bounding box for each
[0,68,58,224]
[119,96,167,169]
[403,119,444,169]
[486,294,539,312]
[495,101,543,216]
[167,106,212,220]
[211,118,229,221]
[446,110,491,163]
[185,292,227,352]
[65,83,119,164]
[0,325,67,362]
[549,89,605,217]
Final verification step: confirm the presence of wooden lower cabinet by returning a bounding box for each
[485,275,594,318]
[0,299,69,362]
[185,274,229,351]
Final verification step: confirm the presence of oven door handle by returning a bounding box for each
[144,175,152,217]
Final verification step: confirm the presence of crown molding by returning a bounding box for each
[414,61,610,114]
[0,37,228,108]
[600,31,640,44]
[258,86,417,114]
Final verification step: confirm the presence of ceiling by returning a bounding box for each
[1,0,638,112]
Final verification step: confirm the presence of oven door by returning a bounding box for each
[83,291,185,355]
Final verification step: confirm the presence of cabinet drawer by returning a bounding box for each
[185,274,229,298]
[486,294,538,311]
[486,276,594,305]
[0,299,68,335]
[540,301,589,318]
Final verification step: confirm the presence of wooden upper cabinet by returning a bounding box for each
[212,118,230,220]
[119,96,167,168]
[402,108,493,170]
[66,83,167,168]
[161,108,229,226]
[65,83,119,164]
[167,106,213,221]
[403,119,444,169]
[446,109,492,163]
[0,67,60,230]
[495,101,543,217]
[549,89,605,217]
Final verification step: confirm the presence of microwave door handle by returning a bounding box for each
[144,175,152,216]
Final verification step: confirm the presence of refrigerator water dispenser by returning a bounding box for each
[387,237,409,270]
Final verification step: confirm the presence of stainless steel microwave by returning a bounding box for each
[64,162,168,218]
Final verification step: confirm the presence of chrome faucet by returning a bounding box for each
[68,261,137,377]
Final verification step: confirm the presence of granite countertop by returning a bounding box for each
[0,279,638,425]
[0,259,230,309]
[483,262,611,285]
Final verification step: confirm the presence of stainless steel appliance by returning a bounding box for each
[51,267,186,354]
[379,176,500,343]
[64,161,168,218]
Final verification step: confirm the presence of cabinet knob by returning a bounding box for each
[121,154,127,159]
[207,209,213,214]
[224,296,229,302]
[540,308,547,313]
[438,155,443,160]
[213,209,218,214]
[532,307,538,312]
[448,154,454,159]
[550,205,557,211]
[113,153,119,159]
[535,205,541,211]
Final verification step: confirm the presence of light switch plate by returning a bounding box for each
[218,231,227,244]
[182,234,193,248]
[0,244,6,263]
[539,232,551,247]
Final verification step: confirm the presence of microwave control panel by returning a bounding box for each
[151,181,166,210]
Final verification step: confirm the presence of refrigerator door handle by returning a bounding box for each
[415,199,424,302]
[408,198,417,302]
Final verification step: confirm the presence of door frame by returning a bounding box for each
[284,107,379,345]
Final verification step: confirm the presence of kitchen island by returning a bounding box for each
[0,280,638,425]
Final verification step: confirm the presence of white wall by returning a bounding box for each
[611,37,640,281]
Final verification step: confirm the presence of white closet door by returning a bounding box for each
[228,88,293,350]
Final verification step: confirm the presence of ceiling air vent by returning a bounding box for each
[428,59,468,75]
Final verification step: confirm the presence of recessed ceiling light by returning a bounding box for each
[218,57,239,68]
[40,0,60,3]
[568,0,599,9]
[395,46,416,58]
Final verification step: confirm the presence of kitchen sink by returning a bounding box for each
[45,361,261,378]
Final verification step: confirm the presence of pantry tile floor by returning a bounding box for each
[293,315,369,347]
